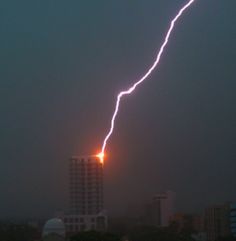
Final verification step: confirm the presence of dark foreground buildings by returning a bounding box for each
[197,202,236,241]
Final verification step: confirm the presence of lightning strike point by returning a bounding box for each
[96,152,105,164]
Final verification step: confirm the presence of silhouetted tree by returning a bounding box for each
[70,230,121,241]
[217,236,236,241]
[0,223,39,241]
[127,225,194,241]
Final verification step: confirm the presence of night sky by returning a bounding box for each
[0,0,235,218]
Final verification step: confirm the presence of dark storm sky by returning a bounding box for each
[0,0,235,218]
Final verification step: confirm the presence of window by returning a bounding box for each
[80,224,86,231]
[69,224,73,231]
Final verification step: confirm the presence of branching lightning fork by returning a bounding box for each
[97,0,196,163]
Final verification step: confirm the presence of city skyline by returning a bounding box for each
[0,0,235,219]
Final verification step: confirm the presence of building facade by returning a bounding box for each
[63,155,107,234]
[230,203,236,237]
[145,191,175,227]
[204,203,230,241]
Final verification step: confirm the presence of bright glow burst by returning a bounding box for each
[98,0,196,162]
[96,152,105,164]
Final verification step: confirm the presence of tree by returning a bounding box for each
[127,225,194,241]
[217,236,236,241]
[70,230,121,241]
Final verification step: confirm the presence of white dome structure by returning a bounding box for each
[43,218,65,238]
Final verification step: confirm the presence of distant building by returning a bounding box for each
[230,203,236,237]
[170,213,194,231]
[145,191,175,227]
[42,218,65,241]
[192,214,205,233]
[172,213,204,232]
[63,155,107,234]
[204,203,230,241]
[171,213,206,241]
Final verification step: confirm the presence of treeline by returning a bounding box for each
[70,226,236,241]
[0,223,40,241]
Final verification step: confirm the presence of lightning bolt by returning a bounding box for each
[97,0,196,163]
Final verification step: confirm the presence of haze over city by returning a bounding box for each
[0,0,235,222]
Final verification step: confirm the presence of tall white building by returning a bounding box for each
[63,155,107,234]
[146,191,175,227]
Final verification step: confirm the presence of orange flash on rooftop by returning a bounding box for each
[96,152,104,164]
